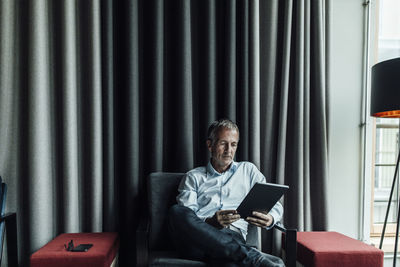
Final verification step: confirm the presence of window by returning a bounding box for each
[369,0,400,250]
[371,119,399,236]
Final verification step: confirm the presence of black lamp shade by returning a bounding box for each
[371,57,400,117]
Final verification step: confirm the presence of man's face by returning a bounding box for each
[207,128,239,172]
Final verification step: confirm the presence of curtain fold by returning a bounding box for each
[143,0,164,172]
[259,0,279,180]
[309,0,329,230]
[115,0,141,263]
[219,0,236,121]
[249,0,261,167]
[0,0,329,265]
[81,0,103,233]
[58,0,80,233]
[27,0,55,251]
[101,0,117,232]
[237,0,250,160]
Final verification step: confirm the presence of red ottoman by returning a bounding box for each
[297,231,383,267]
[31,232,119,267]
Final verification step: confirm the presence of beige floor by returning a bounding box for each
[370,236,398,253]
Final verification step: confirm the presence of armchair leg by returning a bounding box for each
[136,218,149,267]
[285,229,297,267]
[4,213,17,266]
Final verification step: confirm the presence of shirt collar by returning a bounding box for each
[207,160,238,176]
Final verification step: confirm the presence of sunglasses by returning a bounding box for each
[64,240,74,251]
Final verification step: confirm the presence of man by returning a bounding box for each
[168,119,285,267]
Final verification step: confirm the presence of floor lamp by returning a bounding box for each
[371,57,400,267]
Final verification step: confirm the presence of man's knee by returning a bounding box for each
[168,204,196,228]
[169,204,191,220]
[258,252,285,267]
[169,204,184,216]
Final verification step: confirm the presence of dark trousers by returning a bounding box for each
[168,204,285,267]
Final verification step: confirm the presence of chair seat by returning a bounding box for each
[149,251,208,266]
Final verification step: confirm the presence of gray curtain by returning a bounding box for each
[0,0,329,265]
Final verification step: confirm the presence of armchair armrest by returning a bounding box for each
[274,224,297,267]
[247,224,261,249]
[136,217,150,267]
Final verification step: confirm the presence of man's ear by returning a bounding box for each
[206,140,212,152]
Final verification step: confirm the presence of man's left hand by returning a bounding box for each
[245,211,274,228]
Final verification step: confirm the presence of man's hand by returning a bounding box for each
[245,211,274,228]
[206,210,240,229]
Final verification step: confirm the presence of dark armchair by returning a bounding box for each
[136,172,297,267]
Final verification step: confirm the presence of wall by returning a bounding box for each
[328,0,366,239]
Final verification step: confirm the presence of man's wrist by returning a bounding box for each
[265,214,276,229]
[205,216,223,229]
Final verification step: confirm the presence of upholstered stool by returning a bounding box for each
[296,231,383,267]
[30,232,119,267]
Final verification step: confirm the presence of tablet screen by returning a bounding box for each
[236,182,288,218]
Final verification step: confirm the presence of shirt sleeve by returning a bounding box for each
[248,163,284,229]
[266,200,283,230]
[176,173,199,213]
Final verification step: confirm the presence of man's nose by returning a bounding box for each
[225,144,233,153]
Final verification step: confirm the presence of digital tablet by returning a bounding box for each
[236,182,288,218]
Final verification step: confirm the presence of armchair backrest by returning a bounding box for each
[147,172,185,250]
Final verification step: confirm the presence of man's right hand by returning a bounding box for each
[205,210,240,229]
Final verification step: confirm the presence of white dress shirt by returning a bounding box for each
[176,161,283,240]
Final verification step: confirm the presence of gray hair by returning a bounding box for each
[207,119,239,145]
